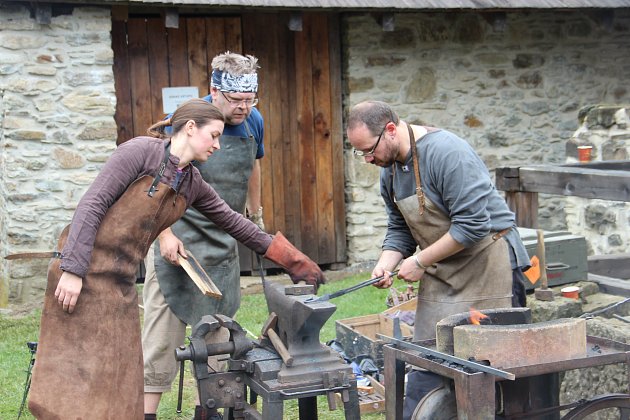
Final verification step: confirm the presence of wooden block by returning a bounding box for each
[178,249,222,299]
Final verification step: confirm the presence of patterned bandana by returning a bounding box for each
[211,70,258,93]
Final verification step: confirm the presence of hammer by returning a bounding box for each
[260,312,294,367]
[534,229,554,301]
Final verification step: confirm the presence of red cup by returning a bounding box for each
[561,286,580,299]
[577,146,592,163]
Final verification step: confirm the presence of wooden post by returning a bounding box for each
[505,191,538,228]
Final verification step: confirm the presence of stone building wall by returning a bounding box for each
[0,4,116,303]
[2,5,630,305]
[565,105,630,256]
[343,9,630,264]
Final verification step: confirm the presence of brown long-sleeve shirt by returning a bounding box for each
[60,136,272,278]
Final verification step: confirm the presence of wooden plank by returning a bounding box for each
[224,16,243,53]
[498,164,630,202]
[294,13,318,260]
[167,20,189,88]
[147,18,169,122]
[588,254,630,279]
[505,191,538,228]
[327,13,346,264]
[187,18,209,95]
[243,13,285,235]
[127,18,153,137]
[111,19,133,145]
[205,17,227,75]
[310,13,335,264]
[178,250,222,298]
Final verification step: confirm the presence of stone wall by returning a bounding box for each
[343,9,630,264]
[0,4,116,304]
[2,5,630,305]
[565,105,630,256]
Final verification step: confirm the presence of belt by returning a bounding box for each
[491,228,511,241]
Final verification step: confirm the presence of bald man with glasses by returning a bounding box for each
[347,100,530,420]
[142,52,267,420]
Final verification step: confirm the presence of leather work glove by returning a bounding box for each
[264,232,326,293]
[247,206,265,231]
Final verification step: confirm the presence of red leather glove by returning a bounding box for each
[264,232,326,293]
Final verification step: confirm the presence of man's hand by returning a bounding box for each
[397,255,425,283]
[372,266,396,289]
[55,271,82,313]
[248,206,265,231]
[158,228,186,265]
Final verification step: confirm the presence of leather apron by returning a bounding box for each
[395,127,512,342]
[29,174,187,420]
[156,122,257,325]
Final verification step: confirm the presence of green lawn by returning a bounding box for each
[1,272,396,419]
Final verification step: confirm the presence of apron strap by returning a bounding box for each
[147,141,171,197]
[408,122,425,216]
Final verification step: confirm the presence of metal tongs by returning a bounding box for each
[305,270,399,303]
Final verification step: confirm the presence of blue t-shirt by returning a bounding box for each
[165,94,265,159]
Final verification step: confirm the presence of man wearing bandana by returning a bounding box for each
[142,52,267,420]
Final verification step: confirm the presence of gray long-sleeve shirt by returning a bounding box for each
[60,136,272,278]
[380,129,530,270]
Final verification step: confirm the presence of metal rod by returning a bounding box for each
[307,270,399,302]
[176,359,185,413]
[580,296,630,319]
[376,334,516,381]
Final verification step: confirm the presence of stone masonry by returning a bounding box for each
[565,105,630,256]
[0,4,116,304]
[2,5,630,305]
[343,10,630,263]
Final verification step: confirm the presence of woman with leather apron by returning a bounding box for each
[29,99,324,419]
[346,100,529,420]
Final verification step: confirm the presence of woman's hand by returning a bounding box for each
[55,271,83,313]
[158,228,186,265]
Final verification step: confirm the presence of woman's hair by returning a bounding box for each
[147,98,225,139]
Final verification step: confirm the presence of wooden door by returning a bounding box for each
[112,12,346,270]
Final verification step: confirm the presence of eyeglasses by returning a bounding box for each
[220,91,259,108]
[353,121,390,157]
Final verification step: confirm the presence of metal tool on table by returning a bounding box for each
[175,281,361,419]
[534,229,554,301]
[377,334,516,381]
[4,251,61,260]
[305,270,399,303]
[260,311,294,366]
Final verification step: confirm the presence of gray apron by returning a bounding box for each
[156,123,257,325]
[395,126,512,342]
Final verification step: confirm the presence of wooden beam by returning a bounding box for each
[588,273,630,297]
[588,254,630,279]
[111,5,128,22]
[505,191,538,228]
[496,161,630,202]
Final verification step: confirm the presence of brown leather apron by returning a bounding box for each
[29,175,187,419]
[395,124,512,341]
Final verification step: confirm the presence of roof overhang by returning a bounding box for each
[4,0,630,10]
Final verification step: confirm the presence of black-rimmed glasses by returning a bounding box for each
[220,91,259,108]
[353,121,390,157]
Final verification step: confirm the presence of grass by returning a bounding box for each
[1,272,398,419]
